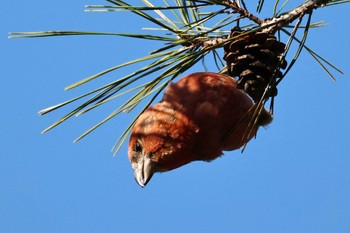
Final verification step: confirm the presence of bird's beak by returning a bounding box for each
[133,155,154,188]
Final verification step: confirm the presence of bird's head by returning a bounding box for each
[128,138,155,187]
[128,102,197,187]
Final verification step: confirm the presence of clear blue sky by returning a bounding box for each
[2,1,350,233]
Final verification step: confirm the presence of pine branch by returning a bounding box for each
[8,0,349,151]
[190,0,341,47]
[261,0,332,34]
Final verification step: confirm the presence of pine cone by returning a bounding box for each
[223,28,287,102]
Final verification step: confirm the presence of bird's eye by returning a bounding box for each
[134,141,143,153]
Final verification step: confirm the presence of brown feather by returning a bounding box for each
[128,72,272,187]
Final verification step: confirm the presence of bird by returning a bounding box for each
[128,72,272,187]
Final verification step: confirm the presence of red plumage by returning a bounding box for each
[128,72,272,187]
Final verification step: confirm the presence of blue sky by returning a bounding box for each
[2,1,350,233]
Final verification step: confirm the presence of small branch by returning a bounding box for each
[223,0,263,25]
[261,0,332,34]
[197,0,333,49]
[202,37,226,47]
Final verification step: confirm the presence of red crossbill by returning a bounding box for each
[128,72,272,187]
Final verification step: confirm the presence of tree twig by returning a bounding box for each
[261,0,331,34]
[223,0,262,24]
[200,0,333,49]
